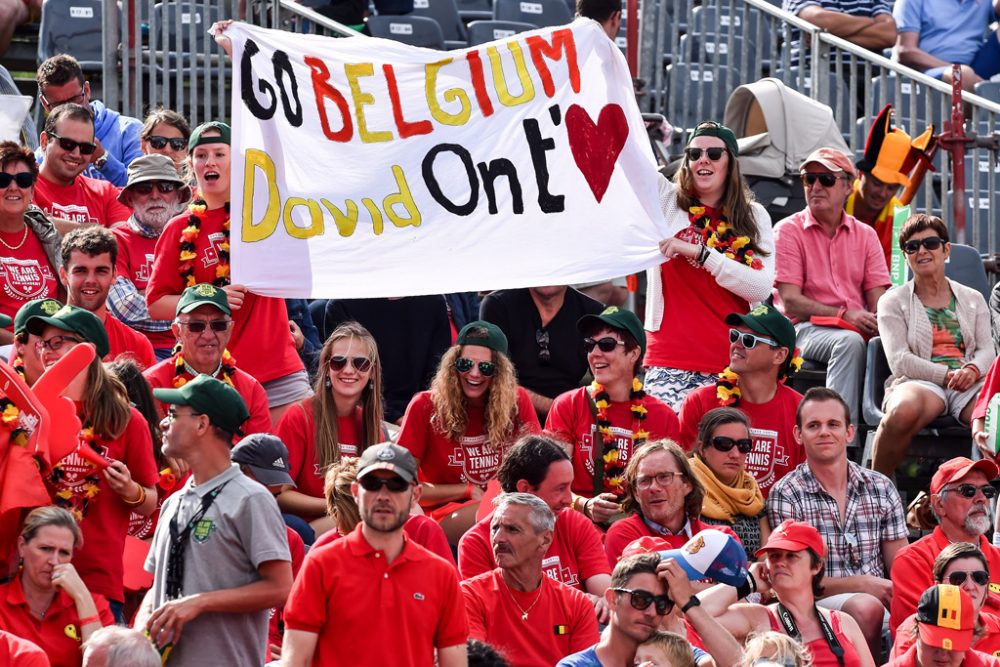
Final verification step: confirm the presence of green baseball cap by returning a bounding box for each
[456,320,508,356]
[26,304,109,358]
[176,283,231,316]
[153,373,250,436]
[0,313,10,329]
[577,306,646,356]
[725,305,797,353]
[188,121,231,152]
[14,298,63,334]
[688,120,739,157]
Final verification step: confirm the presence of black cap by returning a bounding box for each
[231,433,296,487]
[357,442,418,484]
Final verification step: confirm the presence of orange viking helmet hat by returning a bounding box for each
[856,104,935,187]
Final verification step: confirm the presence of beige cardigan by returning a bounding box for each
[876,278,996,390]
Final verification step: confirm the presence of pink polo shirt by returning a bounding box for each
[772,209,890,323]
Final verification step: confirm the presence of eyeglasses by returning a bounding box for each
[584,336,626,353]
[943,484,998,499]
[635,471,686,489]
[40,90,86,108]
[613,588,673,615]
[0,172,36,189]
[146,135,188,151]
[165,410,204,423]
[130,181,178,196]
[46,132,97,156]
[902,237,945,255]
[685,147,726,162]
[946,570,990,586]
[358,475,410,493]
[710,436,754,454]
[729,328,777,349]
[455,357,496,377]
[330,355,373,373]
[536,329,550,365]
[36,335,82,352]
[178,319,231,333]
[800,172,844,188]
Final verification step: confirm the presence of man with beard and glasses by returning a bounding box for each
[890,457,1000,633]
[281,443,468,667]
[109,155,190,360]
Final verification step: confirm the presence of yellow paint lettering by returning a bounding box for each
[384,165,421,228]
[320,199,360,237]
[282,197,324,239]
[242,149,280,242]
[361,198,385,235]
[345,62,393,143]
[425,59,471,126]
[488,42,535,107]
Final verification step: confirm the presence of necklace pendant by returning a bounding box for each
[521,612,528,620]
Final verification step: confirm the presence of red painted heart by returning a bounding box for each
[565,103,629,203]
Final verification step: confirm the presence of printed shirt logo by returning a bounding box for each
[579,424,636,475]
[192,519,215,543]
[745,427,786,491]
[136,253,154,283]
[1,258,56,300]
[542,555,580,588]
[201,232,226,268]
[50,203,97,225]
[447,434,498,485]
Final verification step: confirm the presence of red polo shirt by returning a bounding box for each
[604,514,740,564]
[0,631,49,667]
[312,515,455,567]
[102,312,156,369]
[284,524,468,667]
[458,508,610,590]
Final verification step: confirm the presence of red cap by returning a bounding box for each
[800,147,856,178]
[622,536,672,558]
[917,584,975,651]
[931,457,999,495]
[755,520,826,559]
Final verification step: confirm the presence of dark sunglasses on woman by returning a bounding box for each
[330,355,373,373]
[710,436,754,454]
[583,337,625,353]
[685,147,726,162]
[902,237,945,255]
[0,172,36,189]
[613,588,673,615]
[147,135,188,151]
[455,357,496,377]
[947,570,990,586]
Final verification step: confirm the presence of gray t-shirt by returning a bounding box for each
[145,464,290,666]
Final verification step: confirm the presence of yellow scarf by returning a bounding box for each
[691,454,764,522]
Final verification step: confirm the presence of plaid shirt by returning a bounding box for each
[106,275,172,333]
[767,461,906,578]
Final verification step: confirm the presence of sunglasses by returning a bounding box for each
[584,336,626,354]
[729,328,777,349]
[685,147,726,162]
[179,319,231,333]
[944,484,998,499]
[36,335,82,352]
[41,91,86,107]
[47,132,97,155]
[902,237,945,255]
[358,475,410,493]
[947,570,990,586]
[613,588,673,615]
[800,172,843,188]
[710,436,754,454]
[536,329,551,365]
[147,135,188,151]
[0,172,36,189]
[330,355,373,373]
[455,357,496,377]
[131,181,178,196]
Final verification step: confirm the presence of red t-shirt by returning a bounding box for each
[458,507,610,590]
[102,312,156,370]
[127,470,188,541]
[677,383,804,498]
[0,575,114,667]
[0,227,58,326]
[268,526,306,658]
[604,514,740,564]
[143,356,272,437]
[274,397,365,503]
[973,359,1000,421]
[644,222,750,372]
[32,173,131,227]
[313,514,455,567]
[0,630,49,667]
[111,225,175,350]
[545,387,680,497]
[145,206,303,384]
[892,611,1000,660]
[461,569,599,667]
[46,407,157,602]
[888,645,1000,667]
[284,525,468,667]
[398,388,541,487]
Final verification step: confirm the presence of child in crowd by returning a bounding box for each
[634,631,696,667]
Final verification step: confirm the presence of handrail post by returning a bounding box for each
[102,0,120,109]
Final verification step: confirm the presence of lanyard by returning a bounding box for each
[775,603,846,667]
[165,480,230,599]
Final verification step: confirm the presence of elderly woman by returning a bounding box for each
[0,506,113,667]
[872,214,995,475]
[689,407,767,557]
[0,141,61,344]
[644,122,775,411]
[398,320,540,542]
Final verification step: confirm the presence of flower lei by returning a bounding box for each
[173,348,237,388]
[10,356,26,382]
[716,349,805,407]
[689,205,764,270]
[591,378,649,494]
[179,199,230,288]
[0,397,30,448]
[48,425,102,522]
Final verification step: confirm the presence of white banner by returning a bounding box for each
[227,20,666,298]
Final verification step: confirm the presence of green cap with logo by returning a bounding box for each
[25,304,110,358]
[456,320,508,356]
[153,373,250,436]
[577,306,646,356]
[176,283,232,317]
[725,304,796,352]
[14,298,63,334]
[188,121,231,152]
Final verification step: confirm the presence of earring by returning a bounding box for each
[325,377,332,389]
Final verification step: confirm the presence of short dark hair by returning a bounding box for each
[899,213,949,247]
[37,54,85,91]
[696,407,750,452]
[43,103,94,137]
[933,542,989,583]
[610,553,660,589]
[795,387,851,428]
[579,319,642,376]
[467,639,510,667]
[496,434,570,493]
[141,107,192,141]
[0,141,38,178]
[61,225,118,268]
[576,0,620,22]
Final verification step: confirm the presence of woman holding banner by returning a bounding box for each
[872,214,993,475]
[397,320,540,543]
[643,122,775,412]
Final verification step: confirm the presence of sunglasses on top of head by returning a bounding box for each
[455,357,496,377]
[583,337,626,354]
[146,135,188,151]
[902,237,945,255]
[0,172,36,189]
[46,132,97,155]
[685,147,726,162]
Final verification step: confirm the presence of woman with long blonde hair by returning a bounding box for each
[398,320,540,542]
[276,321,385,537]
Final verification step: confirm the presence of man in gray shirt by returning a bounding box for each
[135,374,292,666]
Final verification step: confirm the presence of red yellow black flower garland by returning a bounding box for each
[689,205,764,270]
[179,200,231,289]
[591,378,649,494]
[48,425,102,522]
[173,349,237,388]
[716,350,805,407]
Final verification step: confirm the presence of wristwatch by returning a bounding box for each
[681,596,701,613]
[93,154,108,169]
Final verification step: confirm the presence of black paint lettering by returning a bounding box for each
[272,49,303,127]
[476,159,523,215]
[522,118,565,213]
[422,144,479,216]
[240,39,277,120]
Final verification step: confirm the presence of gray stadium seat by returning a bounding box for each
[974,80,1000,103]
[455,0,493,22]
[493,0,572,28]
[411,0,469,49]
[37,0,103,70]
[467,20,538,46]
[367,15,446,49]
